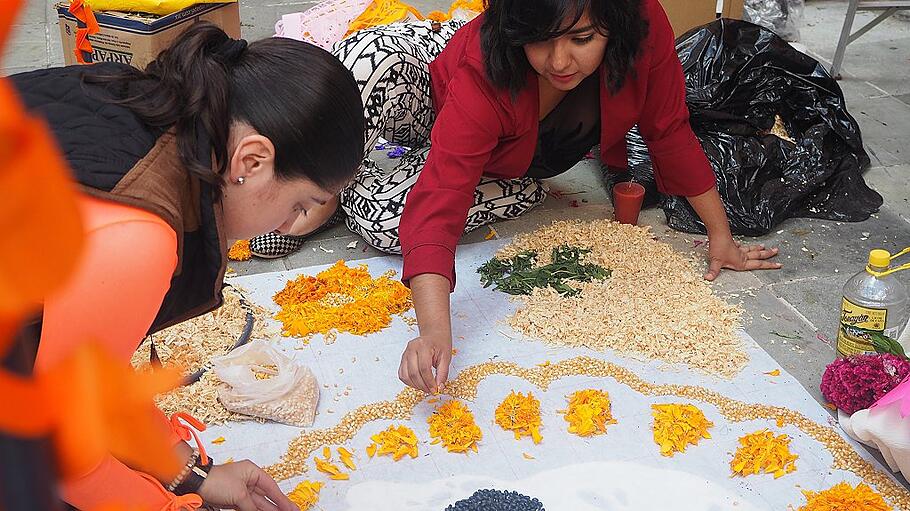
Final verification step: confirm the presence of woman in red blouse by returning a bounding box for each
[334,0,782,394]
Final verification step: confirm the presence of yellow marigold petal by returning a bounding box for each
[495,391,543,444]
[273,261,413,339]
[428,400,482,454]
[339,452,356,471]
[765,369,781,376]
[211,436,226,444]
[314,458,341,476]
[730,430,797,478]
[798,482,891,511]
[368,425,419,461]
[287,480,323,510]
[228,240,252,261]
[651,404,713,457]
[563,390,616,437]
[329,473,350,481]
[522,453,535,460]
[322,446,331,460]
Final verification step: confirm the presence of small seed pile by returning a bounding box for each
[730,429,798,479]
[131,287,273,424]
[651,403,713,457]
[446,489,545,511]
[428,400,483,453]
[273,260,412,343]
[222,367,319,427]
[287,480,322,510]
[499,220,746,378]
[495,391,543,443]
[265,357,910,510]
[366,424,419,460]
[559,389,617,437]
[252,364,278,380]
[798,482,892,511]
[228,239,252,261]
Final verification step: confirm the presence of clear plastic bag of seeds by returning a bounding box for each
[211,339,320,427]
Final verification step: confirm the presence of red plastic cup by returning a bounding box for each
[613,182,645,225]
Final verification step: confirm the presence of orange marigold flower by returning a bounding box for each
[651,403,713,457]
[367,424,419,461]
[273,261,412,340]
[559,389,616,437]
[428,400,482,453]
[227,239,252,261]
[287,480,323,510]
[495,391,542,444]
[731,429,798,478]
[797,482,891,511]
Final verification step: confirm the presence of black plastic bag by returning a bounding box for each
[606,19,882,236]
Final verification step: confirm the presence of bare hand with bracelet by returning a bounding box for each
[197,460,296,511]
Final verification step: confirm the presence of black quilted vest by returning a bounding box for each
[12,63,226,335]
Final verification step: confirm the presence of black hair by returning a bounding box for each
[85,22,364,196]
[480,0,649,95]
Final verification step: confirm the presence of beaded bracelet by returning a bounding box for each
[166,449,200,493]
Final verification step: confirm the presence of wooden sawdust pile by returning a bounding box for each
[497,219,746,378]
[131,286,277,424]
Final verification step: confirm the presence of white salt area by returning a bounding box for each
[341,461,762,511]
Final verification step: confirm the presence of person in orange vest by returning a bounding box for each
[12,22,364,510]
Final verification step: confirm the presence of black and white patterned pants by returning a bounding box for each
[333,21,548,255]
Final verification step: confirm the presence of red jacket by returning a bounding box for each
[399,0,716,288]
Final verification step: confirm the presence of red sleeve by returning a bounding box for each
[399,63,503,290]
[637,1,716,197]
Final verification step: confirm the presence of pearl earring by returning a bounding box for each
[237,177,245,185]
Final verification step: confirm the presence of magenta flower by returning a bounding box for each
[821,354,910,415]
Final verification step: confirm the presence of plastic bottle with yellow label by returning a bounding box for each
[837,248,910,357]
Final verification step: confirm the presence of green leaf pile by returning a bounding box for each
[477,245,611,297]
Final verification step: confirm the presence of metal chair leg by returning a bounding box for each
[831,0,860,78]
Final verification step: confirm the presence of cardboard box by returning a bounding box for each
[660,0,744,37]
[57,2,240,69]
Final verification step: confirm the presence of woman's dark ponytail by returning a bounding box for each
[87,23,240,192]
[86,22,365,197]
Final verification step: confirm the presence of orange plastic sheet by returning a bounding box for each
[68,0,100,64]
[0,0,185,502]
